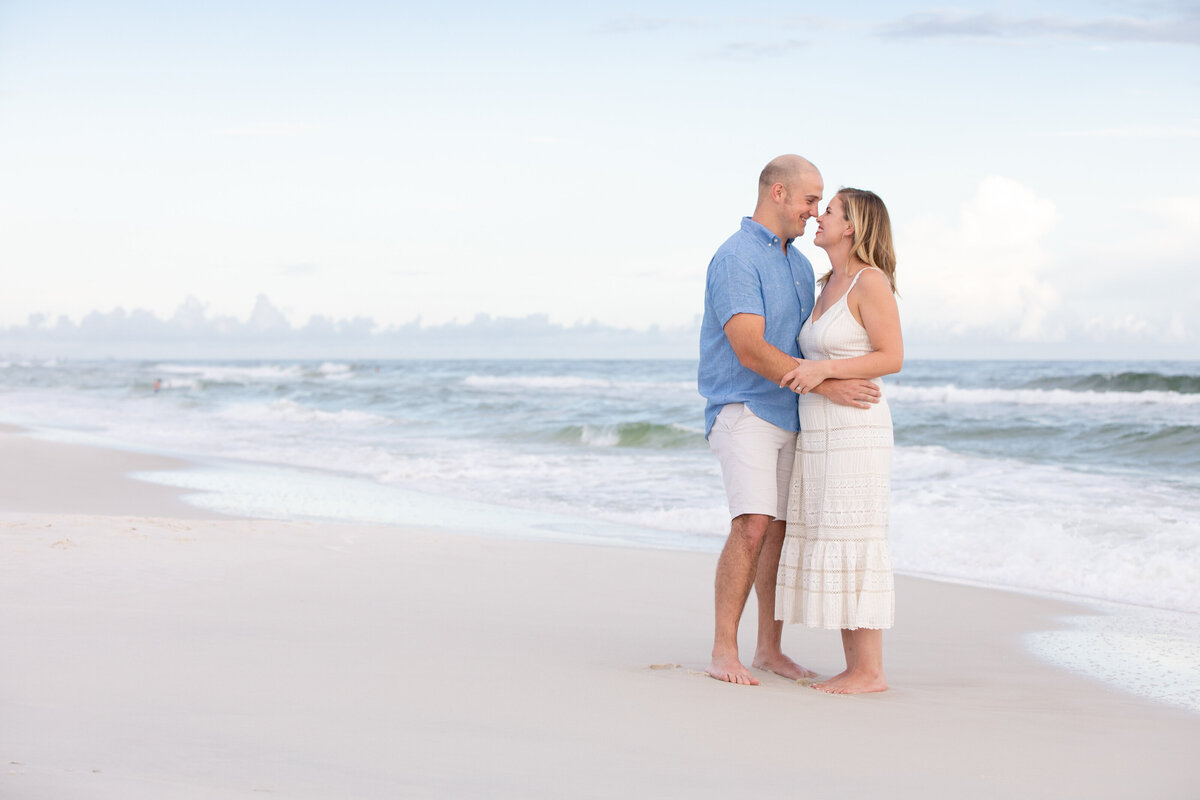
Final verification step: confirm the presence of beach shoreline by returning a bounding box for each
[2,425,1200,797]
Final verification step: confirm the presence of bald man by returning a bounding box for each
[698,155,881,685]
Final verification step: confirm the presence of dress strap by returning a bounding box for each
[847,266,882,293]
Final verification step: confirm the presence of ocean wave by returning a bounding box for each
[153,362,358,385]
[556,422,705,449]
[888,446,1200,613]
[315,362,355,380]
[1101,425,1200,468]
[888,383,1200,406]
[0,359,58,369]
[155,363,308,384]
[1022,371,1200,394]
[156,378,202,391]
[463,375,696,394]
[899,420,1200,469]
[216,399,391,427]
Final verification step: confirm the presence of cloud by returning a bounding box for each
[893,178,1200,357]
[1042,125,1200,139]
[878,10,1200,46]
[3,296,372,344]
[706,39,808,60]
[596,15,702,34]
[279,263,318,277]
[599,13,831,35]
[213,124,315,137]
[900,176,1062,342]
[3,281,1194,360]
[596,13,825,59]
[0,297,700,359]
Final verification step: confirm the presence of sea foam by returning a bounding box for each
[888,383,1200,406]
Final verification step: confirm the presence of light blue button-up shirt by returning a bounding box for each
[698,217,816,437]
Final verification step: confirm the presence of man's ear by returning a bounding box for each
[772,182,786,202]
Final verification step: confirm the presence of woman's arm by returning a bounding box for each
[780,270,903,393]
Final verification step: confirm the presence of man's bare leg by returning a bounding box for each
[707,514,770,685]
[751,519,816,680]
[814,629,887,694]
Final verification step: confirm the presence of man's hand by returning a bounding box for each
[810,378,881,409]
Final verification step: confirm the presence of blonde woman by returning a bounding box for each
[775,188,902,694]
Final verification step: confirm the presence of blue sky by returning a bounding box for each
[1,1,1197,357]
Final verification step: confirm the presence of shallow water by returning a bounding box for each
[4,355,1198,713]
[3,357,1196,613]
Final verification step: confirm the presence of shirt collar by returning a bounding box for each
[741,216,792,251]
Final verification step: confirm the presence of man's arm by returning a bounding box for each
[725,313,881,409]
[723,314,801,384]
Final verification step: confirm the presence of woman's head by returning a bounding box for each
[816,188,897,292]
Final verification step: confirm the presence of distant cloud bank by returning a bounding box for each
[2,292,1196,361]
[601,7,1200,52]
[878,10,1200,46]
[0,296,702,360]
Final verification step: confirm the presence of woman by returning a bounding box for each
[775,188,902,695]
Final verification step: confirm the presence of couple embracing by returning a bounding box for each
[698,154,902,693]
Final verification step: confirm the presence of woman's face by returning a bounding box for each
[814,195,851,251]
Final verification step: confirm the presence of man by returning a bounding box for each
[699,155,881,685]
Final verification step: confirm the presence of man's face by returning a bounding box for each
[780,172,824,239]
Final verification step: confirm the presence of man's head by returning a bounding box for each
[754,155,824,242]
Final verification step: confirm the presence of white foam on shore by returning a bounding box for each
[1026,604,1200,714]
[889,446,1200,615]
[130,462,689,551]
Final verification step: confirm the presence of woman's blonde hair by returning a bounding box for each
[819,188,897,293]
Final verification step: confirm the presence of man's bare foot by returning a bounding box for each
[752,651,817,681]
[812,671,887,695]
[706,654,759,685]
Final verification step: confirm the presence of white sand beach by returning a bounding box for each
[2,425,1199,799]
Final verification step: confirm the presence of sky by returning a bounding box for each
[1,0,1198,359]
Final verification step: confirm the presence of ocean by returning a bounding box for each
[2,357,1198,708]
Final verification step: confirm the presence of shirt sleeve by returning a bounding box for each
[707,254,765,328]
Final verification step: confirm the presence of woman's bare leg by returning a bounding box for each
[813,629,887,694]
[812,629,856,690]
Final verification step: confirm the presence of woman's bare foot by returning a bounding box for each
[752,651,817,681]
[810,669,850,691]
[813,670,887,695]
[706,654,759,685]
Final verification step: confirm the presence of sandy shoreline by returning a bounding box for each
[2,427,1199,798]
[0,423,223,519]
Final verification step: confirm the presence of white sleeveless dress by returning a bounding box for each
[775,267,895,630]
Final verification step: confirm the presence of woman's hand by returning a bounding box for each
[780,359,828,394]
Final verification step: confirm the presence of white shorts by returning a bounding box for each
[708,403,797,521]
